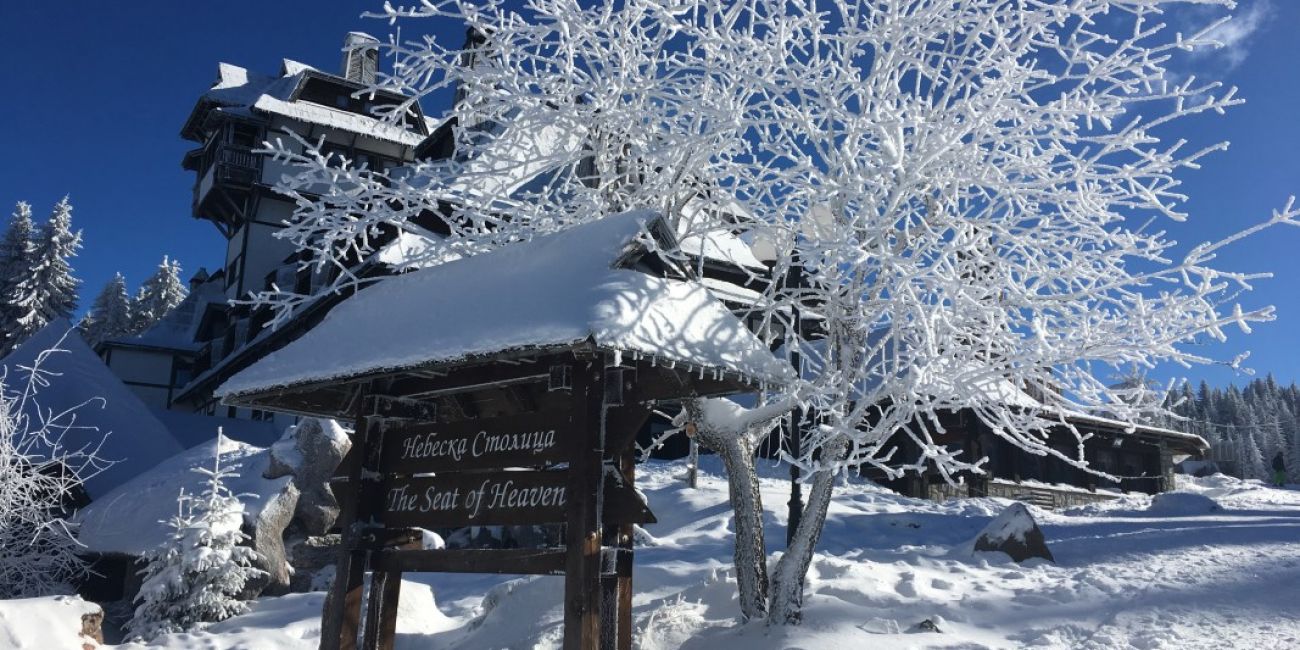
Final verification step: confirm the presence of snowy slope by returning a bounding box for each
[1,321,185,499]
[74,436,289,556]
[63,456,1300,649]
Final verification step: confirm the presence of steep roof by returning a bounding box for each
[181,60,428,146]
[217,210,793,401]
[1,322,185,499]
[102,276,225,353]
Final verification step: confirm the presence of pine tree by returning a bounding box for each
[80,273,134,347]
[0,203,36,344]
[1,198,81,354]
[130,256,187,335]
[1241,432,1267,482]
[127,432,263,641]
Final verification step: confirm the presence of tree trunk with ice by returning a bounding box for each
[681,396,796,620]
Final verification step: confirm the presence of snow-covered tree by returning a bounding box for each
[127,432,262,641]
[79,273,134,347]
[257,0,1299,625]
[0,331,105,598]
[3,198,81,354]
[0,202,37,351]
[131,256,186,335]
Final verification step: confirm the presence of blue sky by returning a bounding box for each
[0,1,1296,387]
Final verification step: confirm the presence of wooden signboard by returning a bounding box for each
[377,410,573,474]
[378,470,655,528]
[321,358,651,650]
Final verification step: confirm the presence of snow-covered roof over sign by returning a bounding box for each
[183,60,426,146]
[217,210,794,400]
[1,322,185,499]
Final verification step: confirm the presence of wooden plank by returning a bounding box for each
[378,409,575,475]
[565,360,604,650]
[374,470,655,529]
[371,548,567,575]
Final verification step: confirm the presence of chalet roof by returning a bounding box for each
[216,210,794,401]
[181,60,427,146]
[103,276,225,353]
[2,322,185,499]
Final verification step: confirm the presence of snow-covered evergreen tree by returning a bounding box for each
[0,331,101,598]
[0,203,36,349]
[79,273,134,347]
[2,198,81,354]
[127,432,262,641]
[1241,433,1267,482]
[130,256,186,335]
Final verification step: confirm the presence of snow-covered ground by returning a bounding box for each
[12,457,1300,649]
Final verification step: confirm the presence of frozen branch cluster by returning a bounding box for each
[255,0,1297,623]
[0,333,106,598]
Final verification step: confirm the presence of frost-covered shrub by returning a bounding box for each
[127,436,264,641]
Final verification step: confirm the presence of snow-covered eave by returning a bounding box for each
[221,336,788,411]
[252,96,425,146]
[1059,410,1209,453]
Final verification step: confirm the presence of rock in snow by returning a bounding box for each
[972,502,1054,563]
[265,418,350,536]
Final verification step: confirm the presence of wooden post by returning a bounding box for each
[320,389,365,650]
[320,388,386,650]
[361,569,402,650]
[564,359,605,650]
[616,448,635,650]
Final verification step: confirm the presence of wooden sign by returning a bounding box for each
[377,469,655,528]
[378,410,573,475]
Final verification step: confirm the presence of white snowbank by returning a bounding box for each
[74,437,289,556]
[69,461,1300,649]
[0,595,101,649]
[218,211,793,399]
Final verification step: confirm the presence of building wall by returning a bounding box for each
[104,348,176,410]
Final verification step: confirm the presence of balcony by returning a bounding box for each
[192,144,263,223]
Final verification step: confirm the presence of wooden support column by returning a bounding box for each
[564,359,605,650]
[615,448,635,650]
[361,568,402,650]
[320,388,385,650]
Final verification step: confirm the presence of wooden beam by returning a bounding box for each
[370,548,567,575]
[565,360,604,650]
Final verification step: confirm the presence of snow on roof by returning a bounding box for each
[679,229,767,270]
[195,61,423,145]
[677,197,767,270]
[106,278,224,353]
[405,104,587,208]
[73,436,289,555]
[217,210,794,399]
[1,322,185,499]
[253,95,425,146]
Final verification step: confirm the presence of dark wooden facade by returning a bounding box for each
[866,408,1206,501]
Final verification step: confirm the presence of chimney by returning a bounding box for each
[189,267,210,291]
[341,32,380,85]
